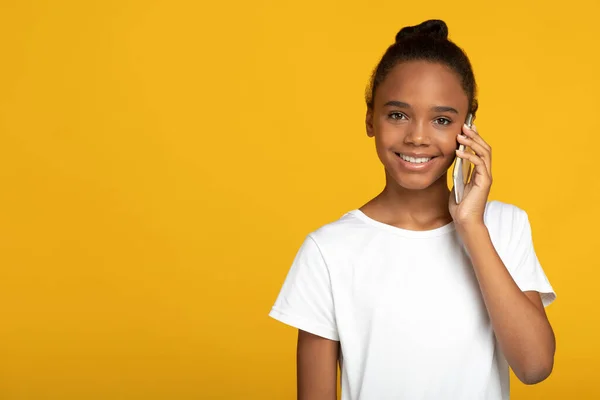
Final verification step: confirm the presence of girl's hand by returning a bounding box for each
[449,123,492,229]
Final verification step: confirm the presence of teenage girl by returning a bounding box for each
[269,19,556,400]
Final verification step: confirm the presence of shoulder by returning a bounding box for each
[305,210,373,254]
[484,200,529,231]
[484,200,533,254]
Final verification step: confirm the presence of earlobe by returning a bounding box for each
[366,109,374,137]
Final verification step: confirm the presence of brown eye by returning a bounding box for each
[434,117,451,125]
[389,112,407,120]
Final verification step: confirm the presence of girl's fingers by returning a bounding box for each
[456,148,484,166]
[455,149,491,182]
[462,124,491,153]
[457,134,491,175]
[457,134,488,158]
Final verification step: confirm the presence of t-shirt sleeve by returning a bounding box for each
[269,234,339,341]
[505,208,556,307]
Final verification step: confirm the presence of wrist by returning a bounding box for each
[455,221,489,241]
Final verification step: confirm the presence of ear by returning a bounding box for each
[366,109,374,137]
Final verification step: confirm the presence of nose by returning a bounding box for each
[404,121,430,146]
[404,121,430,145]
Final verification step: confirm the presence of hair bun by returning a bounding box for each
[395,19,449,42]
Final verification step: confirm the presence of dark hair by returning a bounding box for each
[365,19,478,116]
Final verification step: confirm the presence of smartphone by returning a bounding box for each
[452,113,474,204]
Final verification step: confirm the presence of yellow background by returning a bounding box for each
[0,0,597,398]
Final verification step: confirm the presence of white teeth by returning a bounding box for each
[399,153,432,164]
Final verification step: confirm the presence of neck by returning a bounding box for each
[362,172,453,230]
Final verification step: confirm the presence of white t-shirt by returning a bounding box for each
[269,201,556,400]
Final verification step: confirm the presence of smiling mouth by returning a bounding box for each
[394,152,436,164]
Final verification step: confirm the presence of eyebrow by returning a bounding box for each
[431,105,459,114]
[383,101,459,115]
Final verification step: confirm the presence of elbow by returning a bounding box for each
[515,357,554,385]
[513,331,556,385]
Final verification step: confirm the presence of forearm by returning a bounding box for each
[459,223,555,384]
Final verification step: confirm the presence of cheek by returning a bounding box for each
[374,131,399,162]
[374,136,389,161]
[439,132,459,154]
[375,121,403,147]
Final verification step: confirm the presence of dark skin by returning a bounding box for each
[297,331,339,400]
[297,60,555,399]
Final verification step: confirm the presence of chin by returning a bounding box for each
[393,175,439,191]
[386,165,449,191]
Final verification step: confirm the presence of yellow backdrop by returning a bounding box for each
[0,0,597,398]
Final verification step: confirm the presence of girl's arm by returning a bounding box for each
[460,224,555,384]
[451,124,555,385]
[297,330,339,400]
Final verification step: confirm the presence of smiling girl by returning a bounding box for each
[269,19,556,400]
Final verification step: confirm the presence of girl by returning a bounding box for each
[269,19,556,400]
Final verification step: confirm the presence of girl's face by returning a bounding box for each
[366,60,470,191]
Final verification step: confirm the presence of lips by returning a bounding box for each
[394,152,437,171]
[395,153,433,164]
